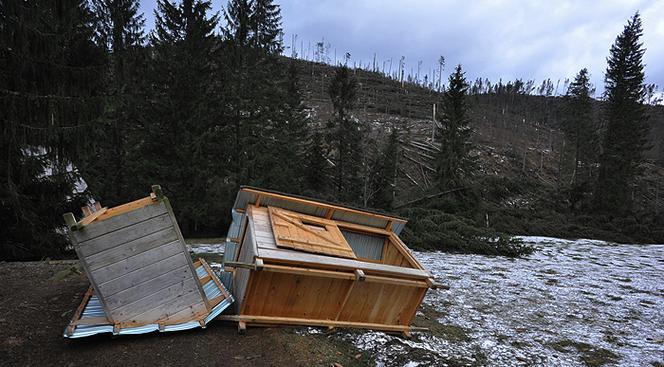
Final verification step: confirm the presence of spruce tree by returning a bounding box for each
[0,0,105,259]
[436,65,474,190]
[79,0,146,206]
[327,66,362,203]
[561,68,598,209]
[145,0,219,233]
[370,127,400,210]
[595,13,649,213]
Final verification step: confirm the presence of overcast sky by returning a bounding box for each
[140,0,664,95]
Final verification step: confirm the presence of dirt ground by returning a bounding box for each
[0,261,373,367]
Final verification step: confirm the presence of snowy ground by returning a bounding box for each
[195,236,663,366]
[340,237,664,366]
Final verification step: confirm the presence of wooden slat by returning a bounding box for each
[104,264,192,310]
[111,277,202,323]
[96,196,157,222]
[240,188,407,226]
[75,213,172,256]
[71,201,168,244]
[98,254,189,298]
[85,227,178,271]
[262,264,356,280]
[91,240,184,284]
[66,287,94,336]
[364,274,429,288]
[78,207,108,227]
[268,207,356,259]
[232,315,425,333]
[258,248,431,279]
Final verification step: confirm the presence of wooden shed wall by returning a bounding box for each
[240,270,426,326]
[71,200,207,326]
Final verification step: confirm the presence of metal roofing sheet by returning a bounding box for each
[341,230,384,260]
[64,262,234,339]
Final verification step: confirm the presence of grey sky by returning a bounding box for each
[140,0,664,95]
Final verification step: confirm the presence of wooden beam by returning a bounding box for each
[199,258,231,299]
[258,248,431,279]
[63,212,77,231]
[364,274,428,288]
[151,184,164,200]
[66,286,94,336]
[261,264,355,280]
[234,315,428,333]
[77,207,108,227]
[255,258,264,270]
[240,188,406,225]
[388,233,426,271]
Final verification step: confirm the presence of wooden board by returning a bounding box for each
[257,248,431,279]
[239,265,427,328]
[69,192,208,327]
[268,207,356,259]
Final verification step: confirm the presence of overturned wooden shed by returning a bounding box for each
[221,187,435,334]
[62,186,233,337]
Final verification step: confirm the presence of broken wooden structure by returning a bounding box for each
[219,187,437,335]
[62,185,233,337]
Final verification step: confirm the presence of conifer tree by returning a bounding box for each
[251,0,282,53]
[327,66,363,203]
[144,0,219,233]
[370,127,400,209]
[80,0,146,205]
[561,68,598,207]
[436,65,474,190]
[304,132,329,193]
[0,0,105,259]
[595,13,649,213]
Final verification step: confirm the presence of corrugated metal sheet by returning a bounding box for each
[64,262,234,338]
[341,230,384,260]
[227,209,244,239]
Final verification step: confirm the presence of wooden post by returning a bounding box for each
[151,185,164,200]
[63,213,77,230]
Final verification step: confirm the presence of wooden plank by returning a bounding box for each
[75,213,172,256]
[111,277,202,323]
[85,227,178,271]
[104,264,192,310]
[269,207,356,258]
[78,207,108,227]
[388,233,424,270]
[364,275,429,288]
[66,287,94,336]
[236,315,424,333]
[97,252,191,296]
[258,248,431,279]
[161,197,209,309]
[262,264,355,280]
[96,196,157,222]
[91,240,184,284]
[200,258,231,299]
[240,188,407,226]
[71,201,168,244]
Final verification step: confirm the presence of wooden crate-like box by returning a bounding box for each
[64,186,209,328]
[222,187,436,334]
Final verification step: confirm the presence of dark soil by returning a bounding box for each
[0,261,369,367]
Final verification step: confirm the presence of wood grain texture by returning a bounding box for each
[75,214,172,257]
[71,201,168,243]
[268,207,356,259]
